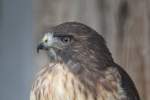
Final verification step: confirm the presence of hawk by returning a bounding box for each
[30,22,140,100]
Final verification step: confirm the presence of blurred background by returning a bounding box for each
[0,0,150,100]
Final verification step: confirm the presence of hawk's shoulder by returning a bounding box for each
[114,64,140,100]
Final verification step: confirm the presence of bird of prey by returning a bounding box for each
[30,22,140,100]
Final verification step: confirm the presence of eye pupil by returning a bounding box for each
[62,37,70,43]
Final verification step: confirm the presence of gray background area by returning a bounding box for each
[0,0,33,100]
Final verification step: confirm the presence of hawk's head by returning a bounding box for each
[37,22,114,72]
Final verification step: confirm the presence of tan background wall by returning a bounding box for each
[33,0,150,100]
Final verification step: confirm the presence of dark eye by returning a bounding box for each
[61,37,71,43]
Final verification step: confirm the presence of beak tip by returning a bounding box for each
[36,43,42,53]
[36,43,47,53]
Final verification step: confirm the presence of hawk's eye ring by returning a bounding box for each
[61,37,71,43]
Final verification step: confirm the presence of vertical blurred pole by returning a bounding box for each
[0,0,32,100]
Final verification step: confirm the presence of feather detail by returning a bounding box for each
[30,63,127,100]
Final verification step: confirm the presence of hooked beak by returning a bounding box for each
[37,43,48,53]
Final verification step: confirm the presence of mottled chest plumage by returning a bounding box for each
[30,63,127,100]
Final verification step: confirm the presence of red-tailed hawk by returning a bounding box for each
[31,22,140,100]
